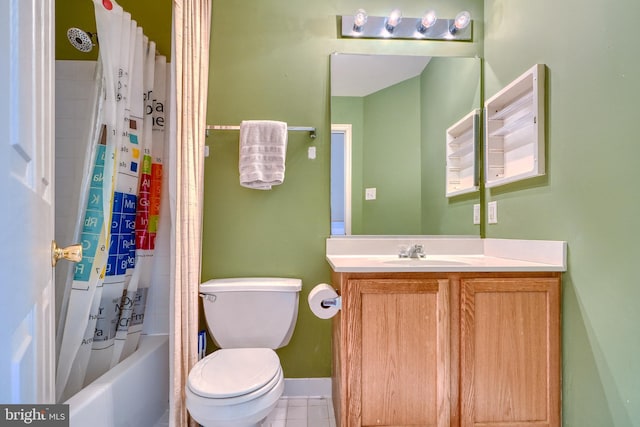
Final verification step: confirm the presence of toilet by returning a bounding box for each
[186,277,302,427]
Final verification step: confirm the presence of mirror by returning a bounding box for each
[330,53,482,236]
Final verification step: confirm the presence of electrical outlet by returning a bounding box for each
[365,188,376,200]
[473,204,480,225]
[488,201,498,224]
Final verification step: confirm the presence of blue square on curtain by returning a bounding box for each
[90,168,104,190]
[115,254,129,275]
[108,234,118,256]
[73,257,92,282]
[106,255,117,276]
[112,191,124,213]
[124,213,136,232]
[111,212,121,233]
[122,193,137,214]
[81,233,101,259]
[128,252,136,269]
[82,211,102,234]
[118,235,134,254]
[95,144,106,164]
[87,188,103,210]
[91,153,105,184]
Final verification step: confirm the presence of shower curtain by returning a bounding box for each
[171,0,212,426]
[56,0,167,402]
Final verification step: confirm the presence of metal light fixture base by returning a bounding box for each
[341,15,472,41]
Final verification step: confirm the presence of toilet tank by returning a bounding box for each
[199,277,302,349]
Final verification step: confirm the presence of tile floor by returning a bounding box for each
[152,396,336,427]
[260,397,336,427]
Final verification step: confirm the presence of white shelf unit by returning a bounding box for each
[484,64,545,188]
[446,109,480,197]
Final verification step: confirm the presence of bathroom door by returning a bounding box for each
[0,0,56,404]
[331,124,352,235]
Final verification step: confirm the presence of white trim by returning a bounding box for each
[283,378,332,397]
[331,124,352,235]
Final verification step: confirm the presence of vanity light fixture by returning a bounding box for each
[341,9,472,41]
[449,10,471,35]
[384,9,402,34]
[352,9,368,33]
[416,10,437,34]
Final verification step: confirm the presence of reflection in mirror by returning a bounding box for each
[330,53,482,236]
[331,124,352,235]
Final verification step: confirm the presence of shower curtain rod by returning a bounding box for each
[205,124,317,139]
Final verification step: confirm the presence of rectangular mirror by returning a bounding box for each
[330,53,482,236]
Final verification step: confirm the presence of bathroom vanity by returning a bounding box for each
[326,237,565,427]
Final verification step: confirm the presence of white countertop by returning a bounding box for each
[326,236,567,273]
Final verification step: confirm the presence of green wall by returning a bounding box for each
[361,78,422,234]
[483,0,640,425]
[204,0,483,378]
[333,77,422,236]
[330,97,364,234]
[421,57,481,235]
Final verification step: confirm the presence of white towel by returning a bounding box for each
[239,120,288,190]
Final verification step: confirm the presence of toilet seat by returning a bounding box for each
[185,371,284,427]
[188,348,281,405]
[186,348,285,426]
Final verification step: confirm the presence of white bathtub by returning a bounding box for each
[66,335,169,427]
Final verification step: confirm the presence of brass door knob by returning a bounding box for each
[51,240,83,267]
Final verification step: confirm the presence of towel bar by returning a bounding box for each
[206,124,316,139]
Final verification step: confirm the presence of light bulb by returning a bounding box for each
[385,9,402,33]
[352,9,368,33]
[417,10,437,34]
[450,11,471,34]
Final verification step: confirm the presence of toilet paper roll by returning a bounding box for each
[308,283,340,319]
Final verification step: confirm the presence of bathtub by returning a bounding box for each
[66,335,169,427]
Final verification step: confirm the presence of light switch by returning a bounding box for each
[488,201,498,224]
[308,146,316,159]
[365,188,376,200]
[473,204,480,225]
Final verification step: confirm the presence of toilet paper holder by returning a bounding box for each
[321,296,342,309]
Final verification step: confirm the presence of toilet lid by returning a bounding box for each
[188,348,281,399]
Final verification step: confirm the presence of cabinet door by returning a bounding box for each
[460,277,561,427]
[345,278,450,427]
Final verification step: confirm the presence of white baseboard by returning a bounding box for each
[283,378,332,397]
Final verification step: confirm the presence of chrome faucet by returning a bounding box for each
[408,244,426,259]
[399,244,426,259]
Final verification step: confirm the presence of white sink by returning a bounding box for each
[384,258,470,266]
[325,237,567,272]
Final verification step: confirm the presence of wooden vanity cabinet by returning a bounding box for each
[459,276,561,427]
[331,271,561,427]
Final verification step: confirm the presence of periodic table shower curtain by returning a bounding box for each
[55,0,167,402]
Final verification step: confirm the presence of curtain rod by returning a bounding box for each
[205,124,316,139]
